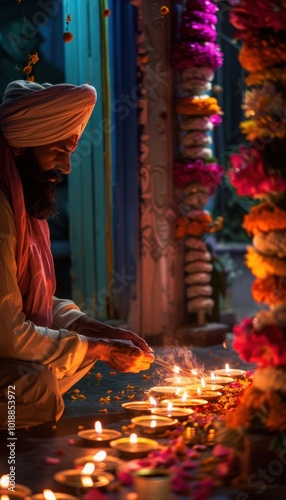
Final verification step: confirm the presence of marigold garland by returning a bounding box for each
[175,213,223,238]
[243,202,286,235]
[246,69,286,88]
[245,246,286,279]
[225,386,286,432]
[240,115,286,141]
[23,52,39,82]
[252,276,286,306]
[175,96,222,116]
[239,37,286,72]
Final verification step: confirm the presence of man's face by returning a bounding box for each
[15,135,78,220]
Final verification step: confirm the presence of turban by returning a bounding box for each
[0,80,97,147]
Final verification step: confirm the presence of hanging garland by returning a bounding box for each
[171,0,224,323]
[218,0,286,472]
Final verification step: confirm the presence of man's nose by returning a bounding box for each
[59,154,71,175]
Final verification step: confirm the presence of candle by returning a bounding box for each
[74,450,122,472]
[150,386,182,395]
[28,489,78,500]
[77,421,122,444]
[151,402,194,422]
[161,398,208,407]
[212,364,246,378]
[53,465,114,489]
[0,475,31,500]
[121,400,156,414]
[109,433,159,458]
[131,415,179,434]
[204,375,234,385]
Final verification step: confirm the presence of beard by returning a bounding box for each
[15,148,63,220]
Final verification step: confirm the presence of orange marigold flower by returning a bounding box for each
[23,65,32,75]
[63,31,74,43]
[252,276,286,306]
[28,52,39,65]
[160,6,169,15]
[103,9,111,17]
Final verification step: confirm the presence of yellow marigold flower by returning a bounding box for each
[245,246,286,279]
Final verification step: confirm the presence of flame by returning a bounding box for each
[150,420,157,428]
[0,476,9,488]
[1,495,9,500]
[149,397,157,407]
[197,387,202,396]
[182,392,187,402]
[81,476,94,487]
[211,372,215,381]
[191,369,198,376]
[93,450,106,462]
[167,402,173,412]
[43,490,56,500]
[173,365,180,374]
[200,378,206,388]
[225,363,230,373]
[81,462,95,475]
[95,421,102,434]
[130,433,138,444]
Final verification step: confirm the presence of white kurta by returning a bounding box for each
[0,190,88,378]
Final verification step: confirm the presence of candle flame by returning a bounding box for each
[0,476,9,488]
[81,476,94,487]
[130,433,138,444]
[211,372,215,381]
[150,420,157,428]
[149,396,157,407]
[43,490,56,500]
[182,391,187,402]
[1,495,10,500]
[173,365,180,374]
[200,378,206,388]
[81,462,95,475]
[191,369,198,376]
[167,402,173,412]
[225,363,230,373]
[94,421,102,434]
[197,387,202,396]
[93,450,106,462]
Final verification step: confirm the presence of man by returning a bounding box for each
[0,80,154,429]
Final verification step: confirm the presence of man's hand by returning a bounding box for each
[85,337,154,373]
[69,316,154,372]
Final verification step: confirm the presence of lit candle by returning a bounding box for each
[77,421,122,444]
[131,415,178,434]
[81,463,95,487]
[0,474,31,500]
[197,387,202,396]
[212,364,246,379]
[201,378,206,388]
[109,433,159,457]
[27,489,78,500]
[149,397,157,407]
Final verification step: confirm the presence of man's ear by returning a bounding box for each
[11,146,26,157]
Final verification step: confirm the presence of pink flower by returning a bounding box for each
[84,489,108,500]
[228,145,286,197]
[212,444,233,458]
[170,466,192,493]
[174,161,224,191]
[232,316,286,367]
[192,478,215,500]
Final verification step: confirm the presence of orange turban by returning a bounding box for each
[0,80,97,147]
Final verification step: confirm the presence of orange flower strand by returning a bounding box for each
[225,386,286,432]
[243,202,286,235]
[252,276,286,306]
[246,69,286,88]
[175,96,222,117]
[245,247,286,279]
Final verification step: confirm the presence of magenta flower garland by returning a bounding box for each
[172,0,224,324]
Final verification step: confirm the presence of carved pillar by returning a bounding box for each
[128,0,184,337]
